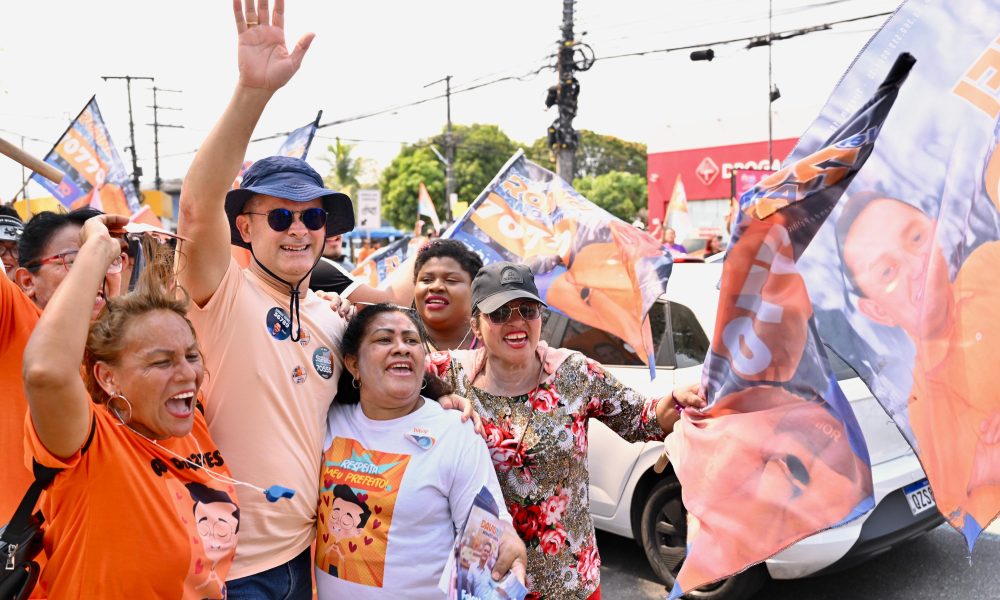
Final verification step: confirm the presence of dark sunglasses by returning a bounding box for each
[485,302,542,324]
[242,207,328,232]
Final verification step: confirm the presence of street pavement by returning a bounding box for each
[598,522,1000,599]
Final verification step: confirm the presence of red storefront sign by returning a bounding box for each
[647,138,798,222]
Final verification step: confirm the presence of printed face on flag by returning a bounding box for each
[784,0,1000,554]
[679,386,873,583]
[838,196,953,340]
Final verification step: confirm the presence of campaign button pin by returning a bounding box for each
[266,307,292,340]
[291,365,307,384]
[313,347,333,379]
[298,328,312,346]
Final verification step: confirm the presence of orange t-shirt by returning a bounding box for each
[1,274,42,519]
[27,404,240,599]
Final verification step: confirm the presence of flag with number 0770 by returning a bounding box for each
[31,95,140,213]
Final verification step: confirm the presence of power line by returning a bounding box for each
[163,10,891,163]
[0,128,49,145]
[248,64,552,145]
[593,11,892,63]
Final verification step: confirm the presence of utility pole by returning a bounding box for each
[424,75,455,222]
[548,0,581,183]
[146,87,184,191]
[102,75,154,196]
[767,0,775,164]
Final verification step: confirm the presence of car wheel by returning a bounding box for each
[640,476,767,600]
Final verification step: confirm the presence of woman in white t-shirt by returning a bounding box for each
[315,303,526,599]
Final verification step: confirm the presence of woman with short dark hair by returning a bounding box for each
[412,239,483,351]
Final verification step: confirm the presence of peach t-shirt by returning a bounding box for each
[188,258,345,578]
[26,404,239,598]
[1,274,42,519]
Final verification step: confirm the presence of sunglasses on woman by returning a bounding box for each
[485,302,542,324]
[242,207,328,232]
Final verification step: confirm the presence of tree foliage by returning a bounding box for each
[525,130,647,178]
[323,138,366,199]
[379,124,519,229]
[572,171,647,222]
[379,146,444,229]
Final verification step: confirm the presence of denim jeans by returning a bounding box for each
[226,547,312,600]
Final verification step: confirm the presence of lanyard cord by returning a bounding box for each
[248,247,321,342]
[115,412,267,496]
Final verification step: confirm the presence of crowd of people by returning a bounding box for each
[1,1,705,598]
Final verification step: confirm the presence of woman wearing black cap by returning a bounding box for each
[428,261,703,600]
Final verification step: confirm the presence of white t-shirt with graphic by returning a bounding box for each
[316,398,511,599]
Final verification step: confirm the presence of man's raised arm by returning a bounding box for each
[177,0,314,305]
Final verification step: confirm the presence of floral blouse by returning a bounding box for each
[429,343,665,599]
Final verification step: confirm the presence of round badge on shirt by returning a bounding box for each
[266,307,292,341]
[291,365,307,384]
[313,347,334,379]
[298,328,312,346]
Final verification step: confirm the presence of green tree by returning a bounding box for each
[379,146,444,229]
[525,130,647,178]
[379,124,520,229]
[572,171,647,222]
[323,138,364,198]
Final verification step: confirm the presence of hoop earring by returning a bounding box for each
[421,378,428,390]
[108,392,133,425]
[351,378,361,390]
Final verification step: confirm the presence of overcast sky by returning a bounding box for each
[0,0,901,200]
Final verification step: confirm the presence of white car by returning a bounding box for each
[539,259,942,600]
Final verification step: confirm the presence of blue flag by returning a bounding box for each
[276,111,321,160]
[447,151,674,376]
[797,0,1000,551]
[668,53,913,597]
[31,96,140,213]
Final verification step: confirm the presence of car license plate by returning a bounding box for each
[903,479,935,515]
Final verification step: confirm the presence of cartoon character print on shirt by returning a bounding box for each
[316,438,411,588]
[164,477,239,600]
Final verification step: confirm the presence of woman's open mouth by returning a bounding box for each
[424,295,449,311]
[165,391,195,418]
[503,332,529,349]
[386,361,415,375]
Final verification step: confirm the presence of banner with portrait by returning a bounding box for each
[668,52,915,597]
[447,151,674,373]
[795,0,1000,549]
[31,96,140,213]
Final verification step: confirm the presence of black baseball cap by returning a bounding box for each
[224,156,355,249]
[0,214,23,243]
[471,262,546,314]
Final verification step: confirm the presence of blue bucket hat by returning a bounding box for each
[224,156,354,249]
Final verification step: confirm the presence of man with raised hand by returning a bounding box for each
[176,1,350,596]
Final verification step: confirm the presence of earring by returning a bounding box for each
[108,392,133,425]
[351,378,361,389]
[421,378,428,390]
